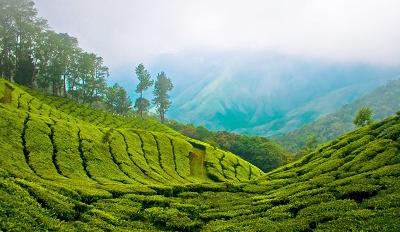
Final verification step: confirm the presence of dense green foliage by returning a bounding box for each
[1,0,104,97]
[0,0,135,115]
[1,78,399,231]
[353,106,374,127]
[104,83,132,114]
[167,121,292,172]
[277,79,400,152]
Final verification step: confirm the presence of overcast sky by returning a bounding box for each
[33,0,400,69]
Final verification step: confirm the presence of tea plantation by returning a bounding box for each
[0,79,399,231]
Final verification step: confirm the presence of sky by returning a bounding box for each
[33,0,400,71]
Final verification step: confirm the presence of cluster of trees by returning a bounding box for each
[1,0,175,121]
[167,120,292,171]
[134,64,173,122]
[0,0,131,114]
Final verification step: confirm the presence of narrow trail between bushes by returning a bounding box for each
[189,147,206,179]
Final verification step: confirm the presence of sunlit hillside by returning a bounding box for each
[277,79,400,152]
[1,78,399,231]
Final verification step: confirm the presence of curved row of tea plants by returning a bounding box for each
[0,79,399,231]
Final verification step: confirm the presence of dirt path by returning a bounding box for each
[0,83,13,104]
[189,144,206,179]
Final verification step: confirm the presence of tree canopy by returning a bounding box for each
[134,63,153,117]
[0,0,132,114]
[353,106,374,127]
[104,83,132,114]
[153,72,173,122]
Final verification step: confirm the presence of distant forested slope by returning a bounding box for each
[276,79,400,152]
[167,121,292,172]
[150,50,400,136]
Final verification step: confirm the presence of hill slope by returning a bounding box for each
[0,79,262,184]
[276,79,400,152]
[1,79,400,231]
[167,120,291,172]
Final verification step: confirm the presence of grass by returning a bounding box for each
[0,78,399,231]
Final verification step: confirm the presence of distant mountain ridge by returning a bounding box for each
[143,50,400,136]
[275,78,400,151]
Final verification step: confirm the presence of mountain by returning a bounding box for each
[276,78,400,152]
[145,50,400,136]
[1,78,400,231]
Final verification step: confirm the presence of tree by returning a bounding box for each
[105,83,132,114]
[0,0,47,84]
[353,106,373,127]
[85,56,108,104]
[153,72,173,123]
[134,63,153,118]
[67,52,107,103]
[35,31,78,96]
[134,97,150,117]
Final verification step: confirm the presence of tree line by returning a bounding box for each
[0,0,173,121]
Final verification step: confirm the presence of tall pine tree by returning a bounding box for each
[153,72,173,123]
[134,63,153,118]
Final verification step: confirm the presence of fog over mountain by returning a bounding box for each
[145,50,400,136]
[33,0,400,136]
[34,0,400,67]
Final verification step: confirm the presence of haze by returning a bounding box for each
[34,0,400,70]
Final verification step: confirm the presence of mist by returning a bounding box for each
[34,0,400,70]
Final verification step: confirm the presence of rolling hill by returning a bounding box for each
[1,78,399,231]
[276,78,400,152]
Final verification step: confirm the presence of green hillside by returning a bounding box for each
[167,121,292,172]
[1,78,400,231]
[276,79,400,152]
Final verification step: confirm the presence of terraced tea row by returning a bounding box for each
[0,79,262,188]
[27,88,180,136]
[199,112,400,231]
[1,112,399,231]
[1,79,399,231]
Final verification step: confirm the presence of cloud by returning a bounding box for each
[33,0,400,69]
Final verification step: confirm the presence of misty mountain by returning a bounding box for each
[132,50,400,136]
[275,78,400,152]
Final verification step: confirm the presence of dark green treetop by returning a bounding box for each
[105,83,132,114]
[353,106,374,127]
[134,63,153,117]
[153,72,173,123]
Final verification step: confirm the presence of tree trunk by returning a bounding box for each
[31,59,37,89]
[63,75,67,97]
[160,108,164,123]
[52,80,56,95]
[140,91,143,118]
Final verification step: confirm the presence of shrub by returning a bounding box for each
[144,207,202,231]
